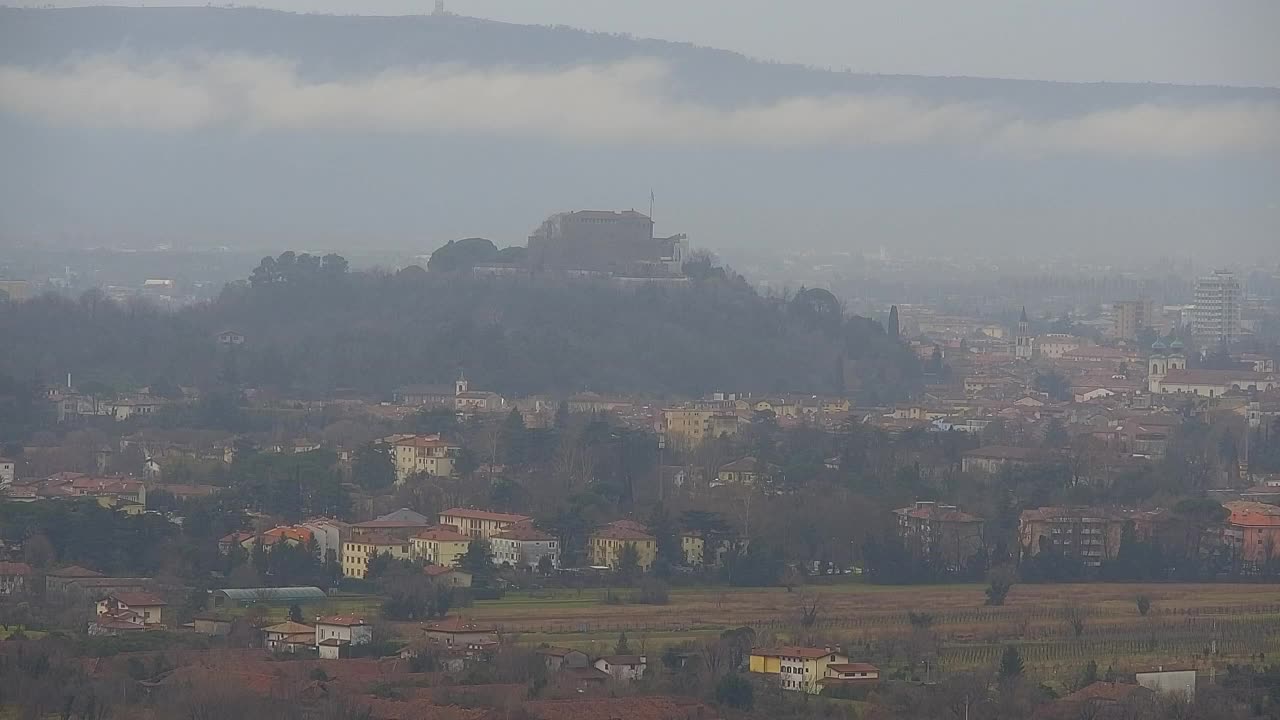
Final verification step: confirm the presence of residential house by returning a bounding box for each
[893,501,985,571]
[44,564,104,593]
[1019,506,1126,567]
[749,646,849,694]
[1223,501,1280,567]
[393,384,457,407]
[390,435,460,482]
[819,662,881,692]
[69,476,147,507]
[97,592,167,626]
[349,512,433,542]
[0,456,14,486]
[0,562,32,595]
[411,527,472,567]
[594,655,646,682]
[421,616,498,647]
[536,646,589,672]
[423,564,472,587]
[190,615,232,637]
[962,446,1060,474]
[662,406,741,449]
[589,524,657,571]
[1031,682,1155,720]
[714,457,780,487]
[218,531,257,554]
[491,524,559,570]
[341,534,413,579]
[299,517,349,563]
[263,620,316,653]
[101,397,163,421]
[314,615,372,659]
[216,330,245,346]
[438,508,532,539]
[1135,666,1197,700]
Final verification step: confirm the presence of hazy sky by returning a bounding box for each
[40,0,1280,87]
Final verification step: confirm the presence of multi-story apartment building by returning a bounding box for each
[1113,300,1151,341]
[1018,507,1125,567]
[663,404,741,450]
[1192,270,1242,347]
[411,526,472,567]
[341,534,413,579]
[437,508,532,540]
[589,524,657,571]
[490,524,559,571]
[893,501,985,571]
[391,434,459,482]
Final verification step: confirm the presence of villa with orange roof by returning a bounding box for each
[1224,501,1280,566]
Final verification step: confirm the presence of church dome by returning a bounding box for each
[1151,340,1167,352]
[1169,339,1185,351]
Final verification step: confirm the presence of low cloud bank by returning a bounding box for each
[2,55,1276,156]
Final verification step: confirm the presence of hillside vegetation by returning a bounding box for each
[0,256,918,401]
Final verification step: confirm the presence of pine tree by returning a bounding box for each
[888,305,900,340]
[999,645,1024,681]
[614,631,631,655]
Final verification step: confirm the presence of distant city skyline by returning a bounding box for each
[37,0,1280,88]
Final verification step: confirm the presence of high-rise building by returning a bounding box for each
[1113,300,1150,341]
[1192,270,1242,347]
[1014,306,1033,361]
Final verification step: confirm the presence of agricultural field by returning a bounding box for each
[452,582,1280,680]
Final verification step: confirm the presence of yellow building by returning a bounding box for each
[411,527,472,567]
[391,435,460,482]
[663,407,740,450]
[589,525,657,571]
[437,508,531,540]
[341,534,413,579]
[749,646,849,694]
[680,533,705,566]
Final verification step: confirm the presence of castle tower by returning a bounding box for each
[1015,306,1033,361]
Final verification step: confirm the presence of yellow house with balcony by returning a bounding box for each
[411,527,472,567]
[749,646,848,694]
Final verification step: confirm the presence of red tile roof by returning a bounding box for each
[828,662,879,673]
[439,507,531,524]
[493,524,555,542]
[422,564,468,578]
[316,615,368,627]
[109,591,167,607]
[414,527,470,542]
[752,646,842,660]
[47,565,104,578]
[591,525,656,541]
[0,562,33,576]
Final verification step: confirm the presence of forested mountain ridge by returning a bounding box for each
[1,6,1274,110]
[0,258,918,401]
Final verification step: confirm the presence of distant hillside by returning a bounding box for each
[0,259,919,401]
[1,7,1274,112]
